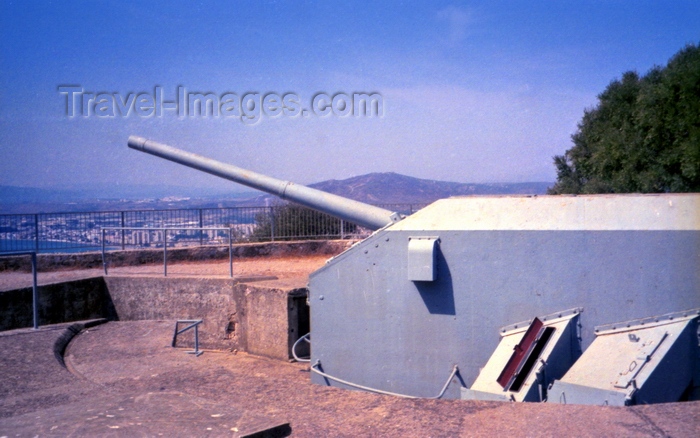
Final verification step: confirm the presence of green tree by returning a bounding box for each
[252,203,357,241]
[549,43,700,194]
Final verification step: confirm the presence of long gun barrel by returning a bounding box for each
[127,136,401,230]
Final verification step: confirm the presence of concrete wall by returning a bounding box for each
[243,285,308,359]
[103,277,307,359]
[0,240,330,360]
[1,276,309,361]
[0,277,116,331]
[103,277,241,350]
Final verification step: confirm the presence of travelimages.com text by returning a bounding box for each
[58,86,383,124]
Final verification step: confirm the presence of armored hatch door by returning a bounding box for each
[462,308,582,402]
[549,309,700,406]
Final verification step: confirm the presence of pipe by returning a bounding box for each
[292,333,311,362]
[311,361,461,399]
[128,136,401,230]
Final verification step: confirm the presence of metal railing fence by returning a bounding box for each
[0,203,425,254]
[101,227,234,277]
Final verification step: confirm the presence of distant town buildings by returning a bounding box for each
[0,211,258,250]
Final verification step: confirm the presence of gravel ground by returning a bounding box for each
[1,320,698,437]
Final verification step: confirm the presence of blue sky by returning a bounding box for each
[1,1,698,194]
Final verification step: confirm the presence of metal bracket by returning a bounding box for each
[389,212,404,222]
[500,307,582,335]
[594,308,700,335]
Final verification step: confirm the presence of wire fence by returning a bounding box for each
[0,203,424,254]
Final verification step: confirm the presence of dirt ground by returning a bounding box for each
[0,255,331,292]
[1,320,699,437]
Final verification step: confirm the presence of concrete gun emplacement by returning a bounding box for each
[129,136,700,406]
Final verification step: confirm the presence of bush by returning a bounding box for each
[549,43,700,194]
[252,203,357,241]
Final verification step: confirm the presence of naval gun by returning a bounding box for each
[129,137,700,406]
[127,136,401,230]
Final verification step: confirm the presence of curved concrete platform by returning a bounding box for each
[0,321,285,436]
[1,320,699,436]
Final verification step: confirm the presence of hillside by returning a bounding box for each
[308,172,551,204]
[0,174,553,213]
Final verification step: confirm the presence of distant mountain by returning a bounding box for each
[0,174,553,214]
[308,172,551,205]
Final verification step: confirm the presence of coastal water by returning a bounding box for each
[0,239,106,254]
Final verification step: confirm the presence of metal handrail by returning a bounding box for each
[101,227,233,277]
[172,319,203,356]
[0,251,39,329]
